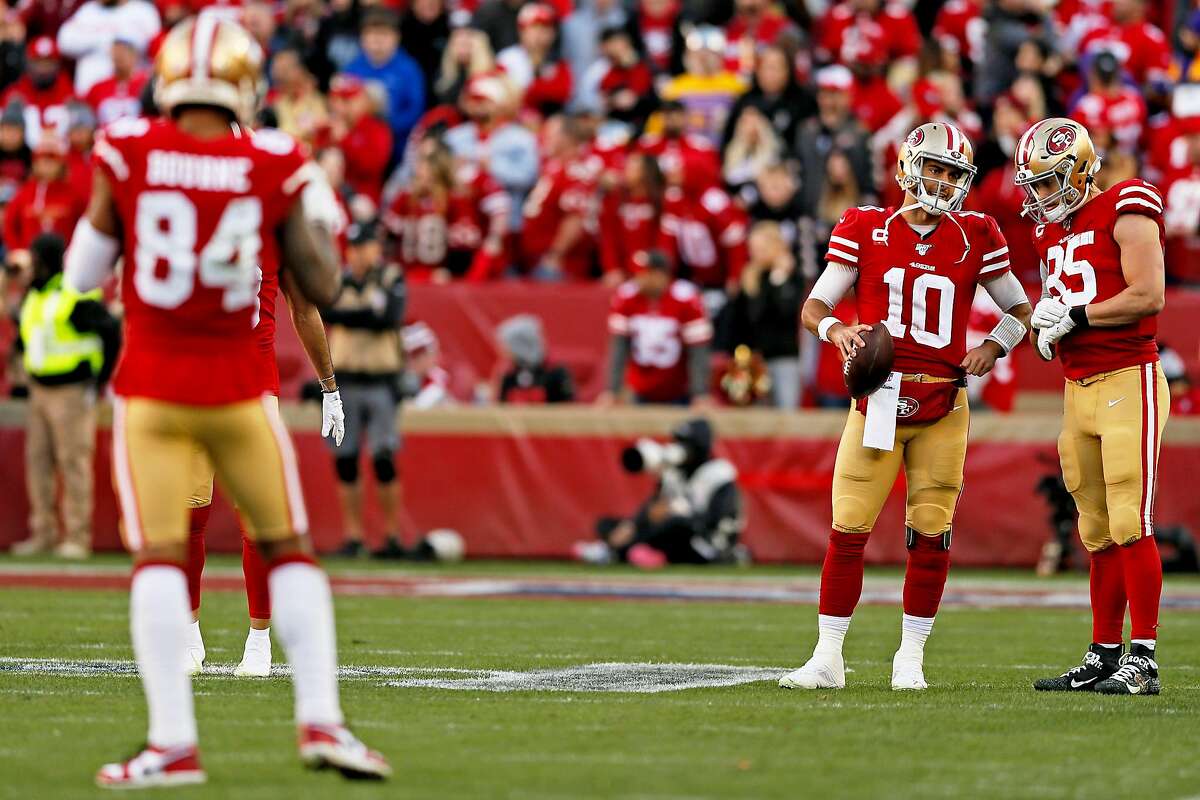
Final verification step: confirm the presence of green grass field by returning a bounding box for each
[1,557,1199,800]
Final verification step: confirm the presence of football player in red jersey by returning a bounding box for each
[63,17,388,786]
[600,249,714,406]
[779,123,1032,691]
[1018,118,1169,696]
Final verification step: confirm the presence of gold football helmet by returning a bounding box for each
[154,14,265,123]
[1013,117,1100,224]
[895,122,976,215]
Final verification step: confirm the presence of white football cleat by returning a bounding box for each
[779,652,845,689]
[185,626,205,677]
[891,650,928,691]
[298,724,391,780]
[96,744,206,789]
[233,631,271,678]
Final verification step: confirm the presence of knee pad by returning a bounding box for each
[334,454,359,483]
[906,526,951,551]
[832,494,872,534]
[372,451,397,483]
[906,486,958,537]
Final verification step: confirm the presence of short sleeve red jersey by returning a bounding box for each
[659,186,748,289]
[384,190,453,280]
[95,117,311,404]
[828,205,1011,378]
[1031,178,1165,380]
[598,188,661,277]
[1079,20,1171,87]
[609,279,712,401]
[85,72,149,126]
[520,155,599,279]
[817,2,920,66]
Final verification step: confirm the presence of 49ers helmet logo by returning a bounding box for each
[906,129,924,147]
[1046,126,1077,155]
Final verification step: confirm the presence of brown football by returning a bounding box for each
[843,325,895,399]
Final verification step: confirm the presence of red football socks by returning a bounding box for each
[184,506,212,612]
[240,526,272,621]
[1089,545,1126,644]
[902,533,950,618]
[818,531,870,617]
[1119,535,1162,641]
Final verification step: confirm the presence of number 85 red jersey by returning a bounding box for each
[1031,178,1165,381]
[828,205,1012,378]
[94,117,313,405]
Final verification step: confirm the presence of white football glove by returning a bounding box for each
[1036,316,1076,360]
[1031,297,1070,330]
[322,390,345,446]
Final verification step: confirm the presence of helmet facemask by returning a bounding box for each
[1015,159,1092,225]
[899,152,976,216]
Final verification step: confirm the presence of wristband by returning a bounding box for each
[1069,306,1090,328]
[817,316,840,343]
[319,374,338,392]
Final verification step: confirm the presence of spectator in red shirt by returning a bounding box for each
[600,248,713,406]
[722,0,797,79]
[636,99,720,190]
[595,26,656,129]
[497,3,573,119]
[83,36,147,126]
[599,151,664,285]
[1162,120,1200,284]
[384,141,459,283]
[2,131,85,271]
[659,151,748,295]
[520,113,600,280]
[1,37,77,147]
[636,0,681,75]
[1079,0,1171,91]
[1069,50,1147,153]
[326,73,394,212]
[817,0,920,74]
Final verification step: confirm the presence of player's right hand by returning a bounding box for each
[829,323,871,362]
[1031,297,1069,330]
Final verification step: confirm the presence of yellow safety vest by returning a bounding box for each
[19,273,104,379]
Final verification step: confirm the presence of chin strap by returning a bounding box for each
[873,202,971,264]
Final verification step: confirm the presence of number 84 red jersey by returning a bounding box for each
[827,206,1012,378]
[94,117,313,405]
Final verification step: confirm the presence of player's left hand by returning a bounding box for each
[322,390,345,446]
[1036,316,1075,360]
[1031,297,1070,329]
[960,345,998,377]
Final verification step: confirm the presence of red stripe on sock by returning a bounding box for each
[266,553,319,572]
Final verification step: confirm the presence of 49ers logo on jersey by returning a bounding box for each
[1046,126,1076,155]
[906,129,924,147]
[896,397,920,418]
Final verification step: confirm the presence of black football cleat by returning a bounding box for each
[1095,644,1160,696]
[1033,643,1121,691]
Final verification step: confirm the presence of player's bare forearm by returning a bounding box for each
[549,215,585,261]
[1080,215,1165,326]
[86,168,120,237]
[282,271,335,382]
[279,202,341,307]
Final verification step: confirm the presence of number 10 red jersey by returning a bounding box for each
[94,117,312,404]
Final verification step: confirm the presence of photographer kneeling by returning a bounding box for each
[577,418,747,567]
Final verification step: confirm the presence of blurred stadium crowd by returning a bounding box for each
[1,0,1200,413]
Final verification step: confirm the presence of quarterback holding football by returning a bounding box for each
[1018,118,1168,696]
[780,123,1033,691]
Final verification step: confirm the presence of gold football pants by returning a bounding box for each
[1059,363,1168,552]
[112,396,308,550]
[832,389,969,537]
